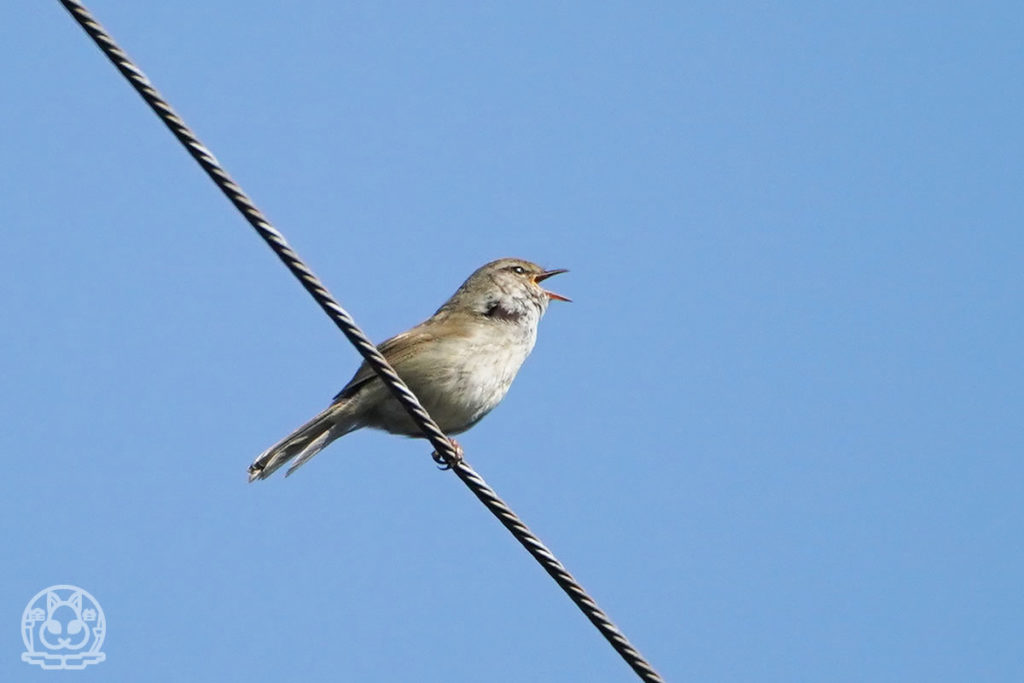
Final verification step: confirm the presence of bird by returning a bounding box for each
[248,257,569,481]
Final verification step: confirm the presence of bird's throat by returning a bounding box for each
[484,301,527,324]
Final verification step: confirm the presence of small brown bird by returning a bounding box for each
[248,258,569,481]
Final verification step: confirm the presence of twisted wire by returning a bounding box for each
[59,2,663,680]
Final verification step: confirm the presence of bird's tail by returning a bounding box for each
[248,401,359,482]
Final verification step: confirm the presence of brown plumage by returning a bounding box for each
[248,258,568,481]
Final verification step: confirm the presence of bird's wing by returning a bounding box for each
[331,326,439,402]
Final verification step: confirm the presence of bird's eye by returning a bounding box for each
[512,266,526,275]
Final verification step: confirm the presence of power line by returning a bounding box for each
[58,2,664,680]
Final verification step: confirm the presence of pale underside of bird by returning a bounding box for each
[248,257,568,481]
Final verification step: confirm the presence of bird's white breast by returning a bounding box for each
[420,320,537,433]
[363,314,540,436]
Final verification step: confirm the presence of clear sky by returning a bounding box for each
[4,2,1022,681]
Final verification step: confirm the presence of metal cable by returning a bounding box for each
[58,2,663,680]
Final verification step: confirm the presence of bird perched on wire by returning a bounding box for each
[248,257,569,481]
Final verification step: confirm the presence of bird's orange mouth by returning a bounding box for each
[533,268,571,302]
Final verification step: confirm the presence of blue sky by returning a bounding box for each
[4,2,1022,681]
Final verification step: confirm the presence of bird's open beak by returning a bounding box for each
[533,268,571,302]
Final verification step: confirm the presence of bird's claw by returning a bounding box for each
[432,438,464,470]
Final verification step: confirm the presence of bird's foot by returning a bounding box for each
[432,438,464,470]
